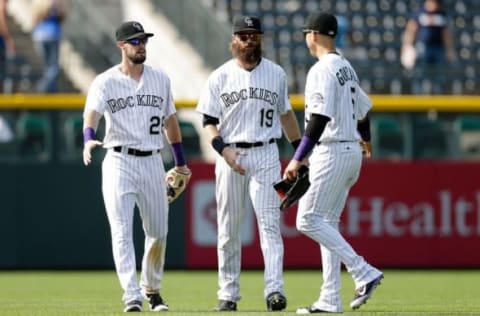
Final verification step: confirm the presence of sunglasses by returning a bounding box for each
[236,33,261,42]
[125,37,149,46]
[303,29,318,38]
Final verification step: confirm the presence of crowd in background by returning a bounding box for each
[0,0,473,96]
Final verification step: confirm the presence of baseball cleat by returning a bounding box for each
[350,274,384,309]
[266,292,287,311]
[296,306,339,314]
[124,300,142,312]
[146,293,169,311]
[214,300,237,311]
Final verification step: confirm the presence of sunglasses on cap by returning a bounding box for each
[236,33,261,42]
[125,37,149,46]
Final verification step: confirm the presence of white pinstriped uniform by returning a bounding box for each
[84,64,176,304]
[297,53,382,313]
[196,58,290,302]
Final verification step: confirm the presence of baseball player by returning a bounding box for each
[283,12,383,314]
[196,16,301,312]
[82,21,190,313]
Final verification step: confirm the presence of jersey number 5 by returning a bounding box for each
[350,86,356,120]
[260,108,274,127]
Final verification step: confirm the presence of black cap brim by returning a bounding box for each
[122,32,154,40]
[233,28,264,34]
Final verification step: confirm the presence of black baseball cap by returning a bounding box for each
[303,12,338,37]
[115,21,154,41]
[232,16,263,34]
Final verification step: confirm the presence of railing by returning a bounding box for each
[1,94,480,163]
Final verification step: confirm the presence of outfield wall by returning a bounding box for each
[185,160,480,269]
[1,160,479,269]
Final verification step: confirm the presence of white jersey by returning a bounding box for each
[304,53,371,143]
[84,64,176,150]
[196,58,291,143]
[297,52,381,313]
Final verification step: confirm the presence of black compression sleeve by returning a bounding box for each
[211,136,228,155]
[203,114,220,127]
[304,114,331,143]
[357,116,371,141]
[291,139,301,150]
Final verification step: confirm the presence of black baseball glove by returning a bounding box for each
[273,165,310,211]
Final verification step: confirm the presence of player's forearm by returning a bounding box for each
[204,124,220,140]
[83,110,101,130]
[280,110,301,144]
[163,114,183,144]
[164,114,187,166]
[293,114,330,161]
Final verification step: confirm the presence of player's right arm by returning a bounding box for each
[82,110,103,166]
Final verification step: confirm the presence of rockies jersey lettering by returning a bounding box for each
[336,66,359,86]
[305,54,371,143]
[85,64,175,150]
[107,94,165,113]
[220,87,279,107]
[197,58,290,143]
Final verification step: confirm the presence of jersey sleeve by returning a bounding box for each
[84,76,107,115]
[164,77,177,118]
[277,70,292,114]
[196,74,222,118]
[305,66,336,119]
[355,86,372,120]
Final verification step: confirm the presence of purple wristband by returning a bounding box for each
[83,127,96,143]
[293,136,315,161]
[171,142,186,166]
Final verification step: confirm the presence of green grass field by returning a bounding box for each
[0,269,479,315]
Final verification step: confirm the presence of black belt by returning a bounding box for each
[231,138,275,149]
[317,140,352,145]
[113,146,161,157]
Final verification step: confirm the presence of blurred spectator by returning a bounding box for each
[401,0,456,94]
[0,115,13,142]
[31,0,68,93]
[335,15,349,53]
[0,0,16,92]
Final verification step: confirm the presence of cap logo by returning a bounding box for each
[132,22,143,32]
[244,17,253,27]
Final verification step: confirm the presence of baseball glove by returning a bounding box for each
[165,168,192,203]
[273,165,310,211]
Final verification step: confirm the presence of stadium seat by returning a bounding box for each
[0,114,17,160]
[16,113,51,161]
[62,113,84,161]
[202,0,480,95]
[179,119,201,159]
[411,115,452,159]
[457,115,480,158]
[372,115,405,159]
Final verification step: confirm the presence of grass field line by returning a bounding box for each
[0,269,479,315]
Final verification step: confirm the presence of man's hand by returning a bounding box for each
[360,141,372,158]
[283,159,302,182]
[222,146,246,175]
[83,140,103,166]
